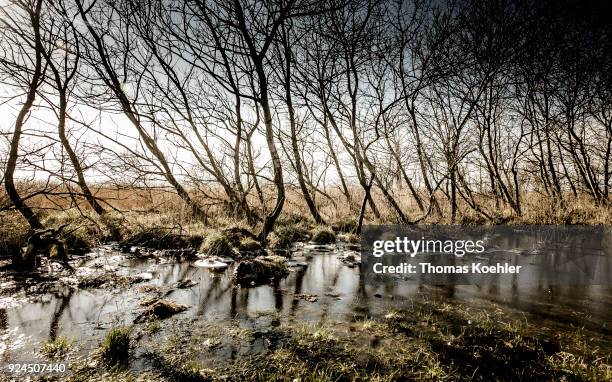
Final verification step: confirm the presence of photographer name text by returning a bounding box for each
[372,262,522,274]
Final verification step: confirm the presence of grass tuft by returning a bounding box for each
[270,224,311,248]
[100,327,131,365]
[199,232,236,258]
[41,336,73,358]
[146,321,162,335]
[310,227,336,244]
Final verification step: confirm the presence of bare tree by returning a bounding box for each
[74,0,206,218]
[1,0,45,230]
[39,2,106,214]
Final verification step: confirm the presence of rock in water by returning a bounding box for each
[130,272,154,282]
[338,251,361,267]
[135,298,188,323]
[233,256,289,287]
[237,237,264,255]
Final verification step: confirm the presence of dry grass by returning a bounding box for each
[1,184,610,257]
[4,180,612,224]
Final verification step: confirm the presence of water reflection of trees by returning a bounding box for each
[49,290,73,341]
[4,237,611,362]
[0,309,7,332]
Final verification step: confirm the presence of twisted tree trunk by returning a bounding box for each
[4,0,44,230]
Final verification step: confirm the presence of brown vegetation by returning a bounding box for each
[1,186,610,263]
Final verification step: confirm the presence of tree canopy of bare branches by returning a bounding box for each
[2,0,611,234]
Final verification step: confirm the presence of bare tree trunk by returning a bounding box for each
[40,4,106,215]
[409,111,441,215]
[356,175,375,235]
[4,0,44,230]
[231,0,290,240]
[280,25,325,225]
[450,162,457,223]
[384,134,424,212]
[233,99,257,223]
[323,116,351,204]
[246,121,265,210]
[256,72,285,241]
[56,87,106,215]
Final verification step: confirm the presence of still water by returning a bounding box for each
[1,239,611,365]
